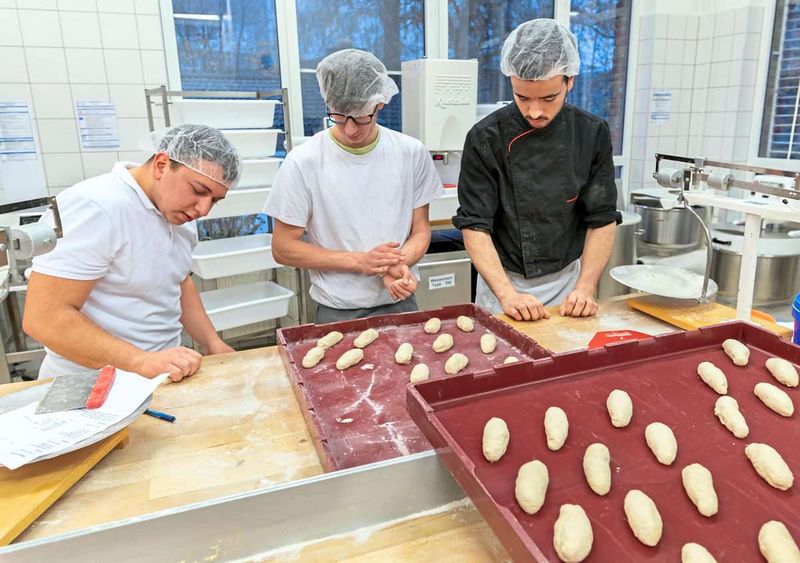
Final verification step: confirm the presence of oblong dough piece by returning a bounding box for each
[645,422,677,465]
[624,489,663,547]
[766,357,799,388]
[482,417,509,462]
[606,389,633,427]
[759,521,800,563]
[544,407,569,451]
[723,338,750,366]
[746,443,794,490]
[697,361,728,394]
[424,317,441,334]
[755,382,795,417]
[553,504,593,563]
[335,348,364,370]
[504,356,519,364]
[445,352,469,375]
[456,315,474,332]
[432,333,454,353]
[317,331,343,349]
[395,343,413,365]
[583,443,611,496]
[714,396,749,438]
[682,542,718,563]
[681,463,718,517]
[480,333,497,354]
[353,328,379,349]
[301,346,326,368]
[515,459,548,515]
[409,363,430,383]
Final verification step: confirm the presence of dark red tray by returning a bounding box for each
[277,304,549,471]
[407,321,800,562]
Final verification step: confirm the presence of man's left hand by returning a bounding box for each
[205,339,235,355]
[383,264,418,301]
[559,287,598,317]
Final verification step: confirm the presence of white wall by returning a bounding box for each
[0,0,169,203]
[626,3,769,200]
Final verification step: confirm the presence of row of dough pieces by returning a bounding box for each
[300,316,520,378]
[481,343,800,563]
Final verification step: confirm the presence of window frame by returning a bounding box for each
[750,0,800,171]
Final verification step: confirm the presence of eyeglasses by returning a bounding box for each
[326,111,377,126]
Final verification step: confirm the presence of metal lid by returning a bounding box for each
[610,264,718,300]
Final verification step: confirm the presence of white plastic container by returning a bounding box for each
[170,99,279,129]
[206,187,270,219]
[200,281,293,331]
[429,187,459,222]
[192,234,278,279]
[222,129,279,159]
[237,158,282,188]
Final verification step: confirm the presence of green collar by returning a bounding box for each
[328,127,380,155]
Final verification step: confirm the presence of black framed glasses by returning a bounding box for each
[326,111,377,126]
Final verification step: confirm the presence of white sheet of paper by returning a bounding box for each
[0,370,168,470]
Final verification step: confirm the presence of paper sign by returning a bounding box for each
[650,90,672,124]
[0,101,37,160]
[76,100,120,150]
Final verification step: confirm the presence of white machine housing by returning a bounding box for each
[401,58,478,152]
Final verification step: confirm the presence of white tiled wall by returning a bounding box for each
[627,4,766,199]
[0,0,168,203]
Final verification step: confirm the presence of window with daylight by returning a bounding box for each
[295,0,425,135]
[569,0,632,154]
[448,1,555,105]
[761,0,800,159]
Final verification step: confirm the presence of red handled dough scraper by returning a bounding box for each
[35,365,117,414]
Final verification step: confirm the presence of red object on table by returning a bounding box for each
[588,329,652,349]
[85,365,116,410]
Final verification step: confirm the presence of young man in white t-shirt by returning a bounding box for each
[23,124,241,381]
[264,49,444,323]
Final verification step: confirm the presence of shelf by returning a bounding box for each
[221,129,280,159]
[238,157,282,188]
[192,234,278,279]
[200,281,294,331]
[206,187,270,219]
[170,99,279,129]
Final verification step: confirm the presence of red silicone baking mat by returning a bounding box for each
[277,304,550,471]
[407,321,800,562]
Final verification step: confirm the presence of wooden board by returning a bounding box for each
[14,347,323,543]
[0,380,129,546]
[498,297,679,354]
[627,295,793,339]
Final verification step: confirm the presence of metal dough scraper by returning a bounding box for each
[35,365,117,414]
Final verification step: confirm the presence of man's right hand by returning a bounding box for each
[499,291,551,322]
[357,242,405,276]
[135,347,203,382]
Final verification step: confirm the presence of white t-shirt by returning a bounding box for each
[264,126,444,309]
[32,162,198,377]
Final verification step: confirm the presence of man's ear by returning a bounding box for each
[152,152,170,180]
[566,76,575,93]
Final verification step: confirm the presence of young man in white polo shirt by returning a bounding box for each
[23,124,241,381]
[265,49,443,323]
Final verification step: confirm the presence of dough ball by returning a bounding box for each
[553,504,593,563]
[409,363,430,383]
[335,348,364,370]
[482,417,509,462]
[424,317,441,334]
[395,342,413,365]
[606,389,633,428]
[432,333,454,353]
[301,346,325,369]
[515,459,548,515]
[544,406,569,451]
[766,357,799,388]
[445,352,469,375]
[456,315,475,332]
[722,338,749,366]
[353,328,379,349]
[624,489,663,547]
[316,331,343,349]
[645,422,677,465]
[480,333,497,354]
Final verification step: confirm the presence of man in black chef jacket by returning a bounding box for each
[453,18,622,322]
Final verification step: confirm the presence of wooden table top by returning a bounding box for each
[9,299,680,558]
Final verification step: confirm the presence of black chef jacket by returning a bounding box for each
[453,102,622,279]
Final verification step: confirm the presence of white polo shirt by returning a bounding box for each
[264,126,444,310]
[32,162,198,377]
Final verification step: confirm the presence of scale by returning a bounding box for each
[611,154,800,322]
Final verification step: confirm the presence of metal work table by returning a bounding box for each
[1,300,679,561]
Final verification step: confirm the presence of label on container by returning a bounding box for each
[428,273,455,290]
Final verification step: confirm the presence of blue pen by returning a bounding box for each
[145,408,176,423]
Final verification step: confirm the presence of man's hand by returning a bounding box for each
[559,287,598,317]
[204,338,235,355]
[358,242,405,276]
[498,290,550,322]
[134,346,203,382]
[383,264,417,301]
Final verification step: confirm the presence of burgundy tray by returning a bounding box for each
[277,303,549,471]
[407,321,800,562]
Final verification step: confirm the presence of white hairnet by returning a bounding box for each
[141,124,241,188]
[500,19,580,81]
[316,49,399,116]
